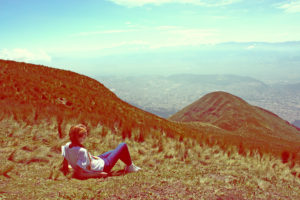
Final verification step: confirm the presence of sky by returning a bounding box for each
[1,0,300,81]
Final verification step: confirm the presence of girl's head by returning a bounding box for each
[69,124,87,147]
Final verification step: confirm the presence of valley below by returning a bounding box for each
[97,74,300,124]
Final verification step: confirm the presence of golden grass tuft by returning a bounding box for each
[1,118,300,199]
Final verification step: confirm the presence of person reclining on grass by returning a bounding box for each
[61,124,141,179]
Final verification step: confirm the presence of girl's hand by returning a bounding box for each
[74,165,108,179]
[98,172,108,178]
[92,156,99,160]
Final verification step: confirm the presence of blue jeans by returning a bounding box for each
[98,143,132,172]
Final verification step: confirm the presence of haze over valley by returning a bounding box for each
[97,74,300,125]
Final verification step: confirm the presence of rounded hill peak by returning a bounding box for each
[170,91,253,131]
[170,91,300,141]
[200,91,248,104]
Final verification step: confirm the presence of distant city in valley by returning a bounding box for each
[96,74,300,126]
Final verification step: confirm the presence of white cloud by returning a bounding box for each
[70,25,218,52]
[73,29,134,37]
[105,40,150,49]
[0,48,51,63]
[246,44,255,50]
[95,27,218,50]
[108,0,240,7]
[63,26,219,56]
[53,40,151,54]
[149,27,218,48]
[156,25,180,30]
[277,0,300,13]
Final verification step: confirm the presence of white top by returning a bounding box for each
[61,142,105,172]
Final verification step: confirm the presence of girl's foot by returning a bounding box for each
[125,163,141,173]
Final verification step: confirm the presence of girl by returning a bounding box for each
[61,124,141,178]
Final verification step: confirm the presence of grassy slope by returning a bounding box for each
[2,59,299,163]
[1,118,300,199]
[0,60,300,199]
[0,59,208,142]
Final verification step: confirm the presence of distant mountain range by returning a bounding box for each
[294,120,300,128]
[97,74,300,123]
[83,41,300,82]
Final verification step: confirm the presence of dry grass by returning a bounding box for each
[1,118,300,199]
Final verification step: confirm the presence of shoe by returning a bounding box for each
[125,163,141,173]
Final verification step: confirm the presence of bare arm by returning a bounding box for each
[60,158,70,175]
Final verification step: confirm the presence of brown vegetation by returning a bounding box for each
[1,118,300,199]
[1,59,300,199]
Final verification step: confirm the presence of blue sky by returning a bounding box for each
[1,0,300,81]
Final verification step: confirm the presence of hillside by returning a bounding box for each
[169,91,300,139]
[170,91,300,159]
[2,59,298,159]
[0,59,196,141]
[1,59,300,160]
[1,60,300,199]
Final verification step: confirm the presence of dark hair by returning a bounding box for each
[69,124,87,148]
